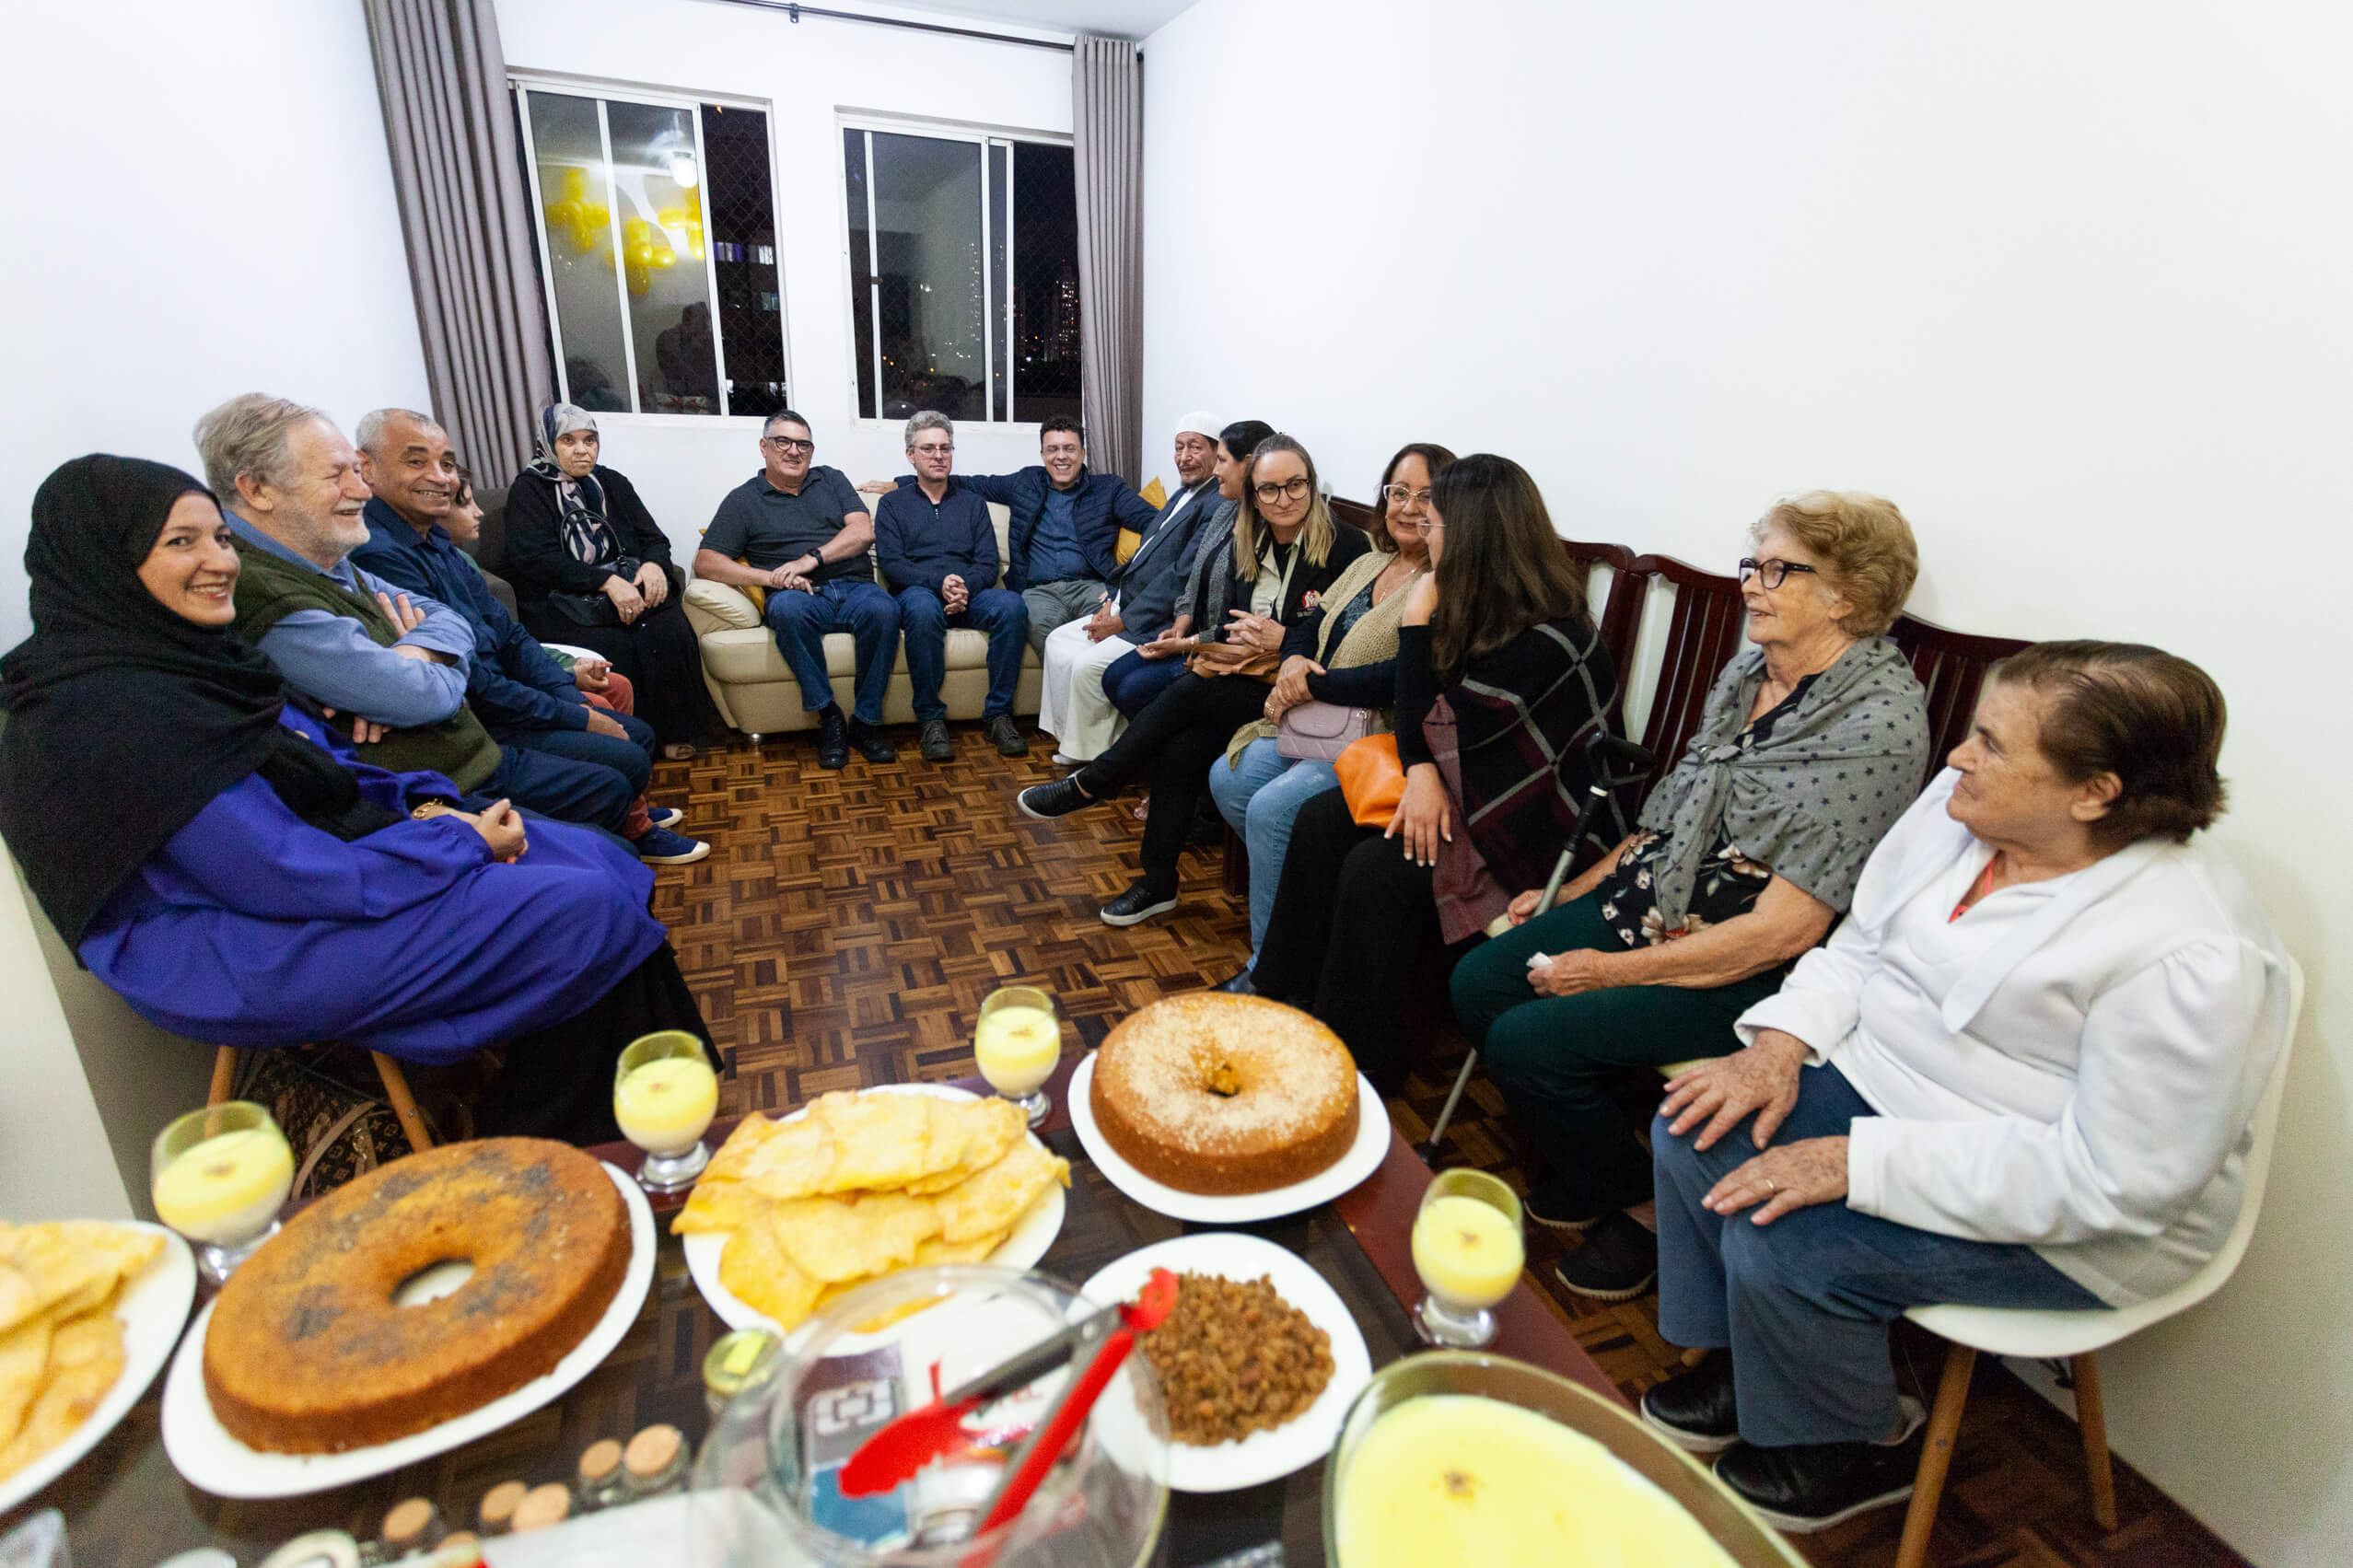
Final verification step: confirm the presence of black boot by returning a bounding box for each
[847,717,899,763]
[816,705,849,769]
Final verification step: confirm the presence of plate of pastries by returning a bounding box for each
[678,1083,1068,1338]
[0,1218,192,1512]
[161,1137,654,1498]
[1069,993,1390,1223]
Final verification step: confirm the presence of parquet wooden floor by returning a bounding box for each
[646,728,2248,1568]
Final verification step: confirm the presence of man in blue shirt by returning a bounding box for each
[351,408,705,863]
[870,412,1029,761]
[694,411,899,769]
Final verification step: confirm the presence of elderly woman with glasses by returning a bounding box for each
[1450,491,1929,1303]
[1017,434,1370,926]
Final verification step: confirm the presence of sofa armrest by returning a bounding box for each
[684,576,763,634]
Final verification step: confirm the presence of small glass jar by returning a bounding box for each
[379,1497,442,1559]
[474,1481,528,1537]
[623,1423,690,1497]
[701,1328,781,1419]
[510,1483,573,1535]
[576,1436,630,1511]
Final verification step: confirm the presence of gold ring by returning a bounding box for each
[1763,1178,1777,1195]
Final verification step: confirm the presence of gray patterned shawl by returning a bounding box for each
[1637,637,1928,928]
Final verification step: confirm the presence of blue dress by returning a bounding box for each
[76,708,664,1063]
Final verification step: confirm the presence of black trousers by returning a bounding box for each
[1253,785,1464,1089]
[486,940,717,1145]
[522,592,724,749]
[1077,670,1271,892]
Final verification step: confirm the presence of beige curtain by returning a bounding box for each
[1072,35,1144,485]
[363,0,552,482]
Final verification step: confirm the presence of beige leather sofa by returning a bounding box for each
[681,500,1044,738]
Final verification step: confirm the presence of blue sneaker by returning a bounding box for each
[649,807,684,829]
[632,825,709,865]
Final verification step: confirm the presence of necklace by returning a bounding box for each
[1950,853,2001,922]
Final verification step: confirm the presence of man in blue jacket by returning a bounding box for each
[871,412,1030,762]
[878,416,1159,657]
[351,408,705,863]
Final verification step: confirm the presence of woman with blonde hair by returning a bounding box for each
[1018,434,1370,925]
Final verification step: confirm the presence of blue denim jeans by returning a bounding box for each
[894,586,1028,720]
[1653,1063,2106,1446]
[765,579,901,726]
[498,708,655,796]
[1206,737,1339,966]
[1102,645,1185,717]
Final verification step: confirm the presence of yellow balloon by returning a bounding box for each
[627,240,655,267]
[625,261,651,296]
[583,201,610,226]
[685,221,705,261]
[650,245,678,270]
[622,216,651,244]
[657,207,687,230]
[561,167,587,202]
[568,218,600,254]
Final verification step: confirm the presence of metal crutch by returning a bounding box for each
[1420,733,1656,1160]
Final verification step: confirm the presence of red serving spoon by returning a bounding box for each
[838,1268,1179,1499]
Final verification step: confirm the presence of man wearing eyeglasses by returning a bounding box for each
[696,411,900,768]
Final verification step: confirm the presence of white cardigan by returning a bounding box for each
[1737,770,2291,1307]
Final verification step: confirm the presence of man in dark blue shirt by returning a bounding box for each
[351,408,706,864]
[694,410,899,768]
[872,412,1029,761]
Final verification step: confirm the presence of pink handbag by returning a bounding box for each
[1276,701,1375,761]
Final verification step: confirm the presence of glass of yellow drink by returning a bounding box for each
[973,986,1060,1127]
[1409,1168,1524,1348]
[151,1100,296,1285]
[616,1030,720,1193]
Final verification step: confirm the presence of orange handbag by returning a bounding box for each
[1333,733,1407,830]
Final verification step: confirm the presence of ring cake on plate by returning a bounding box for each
[202,1137,630,1453]
[1089,993,1360,1195]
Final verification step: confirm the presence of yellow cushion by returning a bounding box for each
[735,557,766,611]
[1118,478,1169,564]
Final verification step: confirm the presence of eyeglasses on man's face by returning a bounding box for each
[764,436,815,455]
[1738,557,1820,590]
[1254,476,1313,505]
[1381,484,1434,508]
[911,443,953,458]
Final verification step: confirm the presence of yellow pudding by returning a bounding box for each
[152,1126,294,1242]
[973,1004,1060,1096]
[1411,1194,1523,1309]
[1335,1394,1739,1568]
[614,1056,718,1152]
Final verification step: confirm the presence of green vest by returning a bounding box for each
[230,539,502,792]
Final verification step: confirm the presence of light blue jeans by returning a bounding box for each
[1206,737,1340,968]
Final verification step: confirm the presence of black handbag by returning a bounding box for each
[542,556,647,627]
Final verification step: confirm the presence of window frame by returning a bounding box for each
[834,110,1076,432]
[510,69,793,428]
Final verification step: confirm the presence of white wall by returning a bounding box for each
[0,1,433,651]
[1142,2,2353,1560]
[495,0,1083,558]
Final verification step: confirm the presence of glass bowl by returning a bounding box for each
[1321,1351,1807,1568]
[693,1265,1168,1568]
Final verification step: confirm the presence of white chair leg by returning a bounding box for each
[1423,1050,1479,1156]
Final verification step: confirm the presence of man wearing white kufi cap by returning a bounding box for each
[1037,412,1226,761]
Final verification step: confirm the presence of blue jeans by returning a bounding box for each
[1653,1063,2106,1447]
[894,586,1028,720]
[1206,737,1338,966]
[498,708,656,796]
[482,743,635,838]
[1102,646,1184,717]
[766,579,901,726]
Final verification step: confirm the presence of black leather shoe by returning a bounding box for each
[1216,969,1256,995]
[1100,880,1178,927]
[1017,775,1092,820]
[917,718,953,762]
[1713,1400,1926,1533]
[1641,1353,1739,1453]
[1555,1210,1659,1300]
[847,718,898,763]
[985,714,1027,756]
[816,707,849,769]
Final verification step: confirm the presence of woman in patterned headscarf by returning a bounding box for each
[1450,491,1928,1303]
[504,404,721,755]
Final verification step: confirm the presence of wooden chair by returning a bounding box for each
[1888,613,2031,789]
[207,1045,436,1155]
[1624,552,1748,818]
[1562,539,1648,731]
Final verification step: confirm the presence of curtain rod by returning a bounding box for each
[711,0,1080,53]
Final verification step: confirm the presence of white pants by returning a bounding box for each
[1039,616,1138,761]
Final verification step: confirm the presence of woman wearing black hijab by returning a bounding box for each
[0,456,714,1143]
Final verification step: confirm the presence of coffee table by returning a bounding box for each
[16,1052,1622,1566]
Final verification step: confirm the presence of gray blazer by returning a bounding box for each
[1112,478,1220,639]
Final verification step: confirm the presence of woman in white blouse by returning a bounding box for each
[1640,641,2291,1534]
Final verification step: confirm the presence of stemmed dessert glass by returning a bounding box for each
[973,986,1061,1127]
[151,1101,296,1286]
[615,1030,719,1193]
[1409,1168,1525,1348]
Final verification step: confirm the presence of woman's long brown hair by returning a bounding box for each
[1427,454,1590,680]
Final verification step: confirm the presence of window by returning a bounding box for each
[843,124,1080,425]
[513,82,788,418]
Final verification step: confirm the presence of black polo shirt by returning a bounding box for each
[704,465,872,585]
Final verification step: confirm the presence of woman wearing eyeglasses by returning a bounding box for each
[1449,491,1929,1302]
[1017,434,1369,926]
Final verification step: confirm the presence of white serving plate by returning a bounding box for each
[161,1162,654,1499]
[682,1082,1068,1340]
[1078,1232,1372,1494]
[1066,1053,1389,1223]
[0,1223,195,1515]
